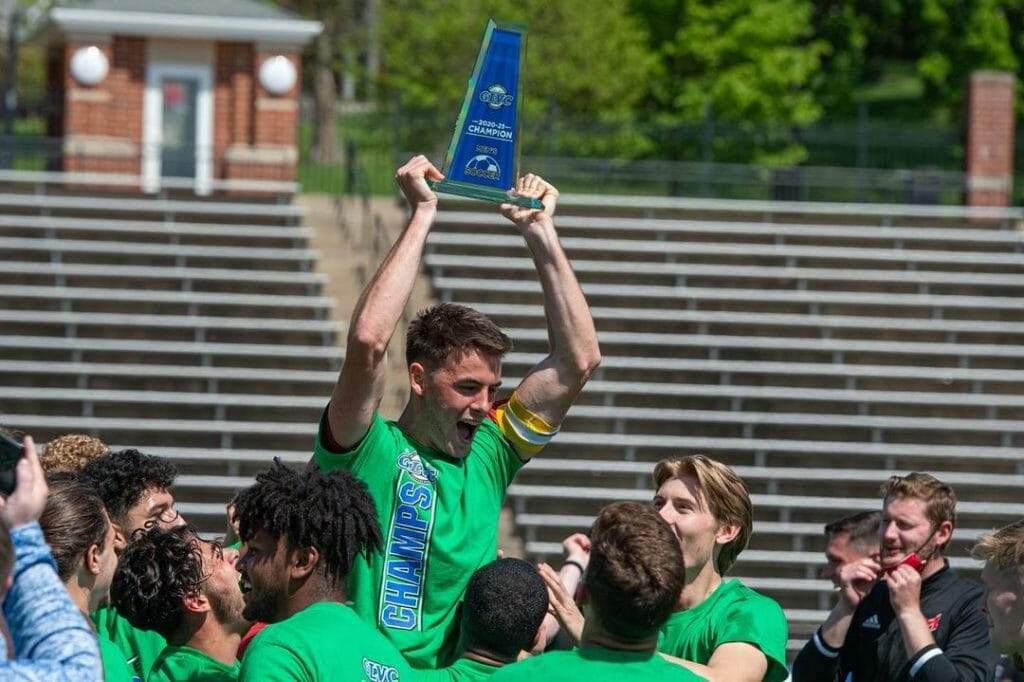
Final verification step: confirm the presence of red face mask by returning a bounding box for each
[881,552,925,575]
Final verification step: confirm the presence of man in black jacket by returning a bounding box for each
[793,472,996,681]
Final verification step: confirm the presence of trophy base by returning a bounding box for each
[429,180,544,210]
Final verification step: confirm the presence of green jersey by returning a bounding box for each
[415,656,501,682]
[488,647,707,681]
[239,601,414,682]
[149,645,240,682]
[658,579,788,682]
[92,605,166,680]
[98,632,138,682]
[314,413,524,668]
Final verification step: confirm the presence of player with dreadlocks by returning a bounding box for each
[233,460,413,681]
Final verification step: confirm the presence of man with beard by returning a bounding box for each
[234,461,412,682]
[111,526,247,681]
[793,472,996,681]
[314,156,600,667]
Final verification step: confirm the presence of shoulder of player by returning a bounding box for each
[719,579,785,613]
[924,567,985,608]
[258,603,356,641]
[485,651,553,680]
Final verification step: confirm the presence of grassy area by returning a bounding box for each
[297,110,414,196]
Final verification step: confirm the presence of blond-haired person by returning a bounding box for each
[973,520,1024,680]
[793,472,995,681]
[542,455,788,682]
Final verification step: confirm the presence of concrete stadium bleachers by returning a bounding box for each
[0,187,338,535]
[4,182,1024,656]
[424,194,1024,650]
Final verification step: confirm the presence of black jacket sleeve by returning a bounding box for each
[906,596,997,682]
[792,628,840,682]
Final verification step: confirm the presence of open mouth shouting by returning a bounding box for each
[456,420,479,445]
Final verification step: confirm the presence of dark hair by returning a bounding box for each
[462,558,548,658]
[0,427,19,581]
[40,472,110,582]
[234,460,382,586]
[80,449,177,526]
[0,523,12,583]
[405,303,512,368]
[109,526,205,640]
[824,510,883,553]
[586,501,685,642]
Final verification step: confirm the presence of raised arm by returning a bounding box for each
[0,436,102,680]
[325,156,444,449]
[499,175,600,455]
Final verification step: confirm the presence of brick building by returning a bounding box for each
[38,0,320,194]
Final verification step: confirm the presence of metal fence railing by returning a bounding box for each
[0,104,992,205]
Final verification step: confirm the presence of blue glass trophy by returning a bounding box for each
[430,19,543,209]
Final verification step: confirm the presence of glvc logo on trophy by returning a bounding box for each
[429,19,542,209]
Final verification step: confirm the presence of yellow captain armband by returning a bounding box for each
[493,392,560,457]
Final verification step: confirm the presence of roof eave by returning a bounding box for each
[49,8,322,46]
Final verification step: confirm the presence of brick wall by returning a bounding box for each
[966,71,1016,208]
[215,42,255,179]
[57,35,301,189]
[62,37,144,175]
[221,48,301,185]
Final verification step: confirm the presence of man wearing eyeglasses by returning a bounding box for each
[81,448,188,680]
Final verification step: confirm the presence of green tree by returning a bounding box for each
[377,0,656,156]
[279,0,376,163]
[915,0,1018,115]
[633,0,827,164]
[812,0,1021,120]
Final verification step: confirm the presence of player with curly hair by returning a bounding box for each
[234,460,412,682]
[81,448,186,679]
[111,526,247,682]
[39,434,108,474]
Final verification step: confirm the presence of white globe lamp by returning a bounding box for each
[70,46,109,87]
[259,55,297,96]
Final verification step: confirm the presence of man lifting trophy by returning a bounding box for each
[430,19,542,209]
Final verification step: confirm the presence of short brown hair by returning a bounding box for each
[41,434,109,474]
[586,501,685,642]
[880,472,956,530]
[589,497,684,638]
[972,520,1024,572]
[652,455,753,574]
[406,303,512,368]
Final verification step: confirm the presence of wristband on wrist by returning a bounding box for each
[563,559,585,575]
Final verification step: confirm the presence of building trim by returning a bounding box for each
[50,8,321,46]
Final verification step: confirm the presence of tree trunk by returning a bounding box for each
[311,21,340,164]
